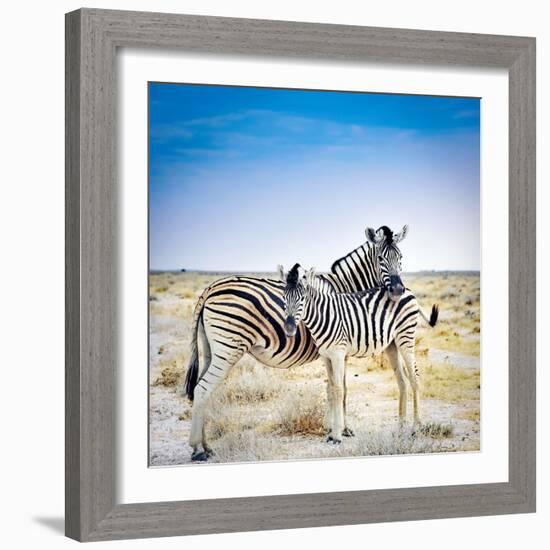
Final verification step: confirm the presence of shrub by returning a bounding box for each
[153,360,182,387]
[272,390,326,436]
[213,363,283,404]
[418,422,454,439]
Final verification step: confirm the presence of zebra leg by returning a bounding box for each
[321,357,335,436]
[398,345,421,425]
[326,350,346,444]
[322,357,353,437]
[341,370,355,437]
[189,346,245,461]
[385,342,407,426]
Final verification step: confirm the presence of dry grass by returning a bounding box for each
[207,431,283,464]
[152,359,185,387]
[338,427,444,456]
[271,390,326,437]
[178,409,192,421]
[206,404,247,442]
[213,362,284,404]
[207,425,447,463]
[422,362,480,402]
[149,271,481,465]
[428,327,480,356]
[457,408,481,422]
[418,422,454,439]
[202,360,288,441]
[407,273,480,357]
[178,288,196,299]
[361,353,388,372]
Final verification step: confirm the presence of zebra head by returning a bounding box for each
[365,224,408,302]
[280,263,309,338]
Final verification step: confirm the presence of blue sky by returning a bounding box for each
[149,83,480,272]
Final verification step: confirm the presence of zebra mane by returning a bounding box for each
[286,263,301,290]
[330,226,394,275]
[311,274,336,294]
[378,225,394,243]
[330,242,372,274]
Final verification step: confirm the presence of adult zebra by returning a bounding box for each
[185,225,409,461]
[282,264,439,442]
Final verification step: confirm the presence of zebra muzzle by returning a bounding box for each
[284,317,297,337]
[388,276,405,301]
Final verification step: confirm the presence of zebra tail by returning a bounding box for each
[419,304,439,327]
[184,293,206,401]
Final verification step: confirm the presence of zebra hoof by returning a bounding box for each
[204,445,214,456]
[326,436,342,445]
[342,427,355,437]
[191,450,210,462]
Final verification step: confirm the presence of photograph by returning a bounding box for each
[148,83,481,465]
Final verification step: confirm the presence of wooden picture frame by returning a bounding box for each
[65,8,536,542]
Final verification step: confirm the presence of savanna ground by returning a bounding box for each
[149,271,480,466]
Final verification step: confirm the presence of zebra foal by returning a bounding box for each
[282,264,439,442]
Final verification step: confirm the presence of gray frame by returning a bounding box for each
[65,8,536,542]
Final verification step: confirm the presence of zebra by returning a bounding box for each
[282,264,439,442]
[184,225,410,461]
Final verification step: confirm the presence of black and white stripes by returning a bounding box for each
[184,225,413,461]
[328,225,407,297]
[283,264,438,442]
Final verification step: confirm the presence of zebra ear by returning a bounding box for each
[277,265,285,281]
[394,225,409,243]
[365,227,383,244]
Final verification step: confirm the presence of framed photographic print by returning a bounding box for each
[65,8,536,542]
